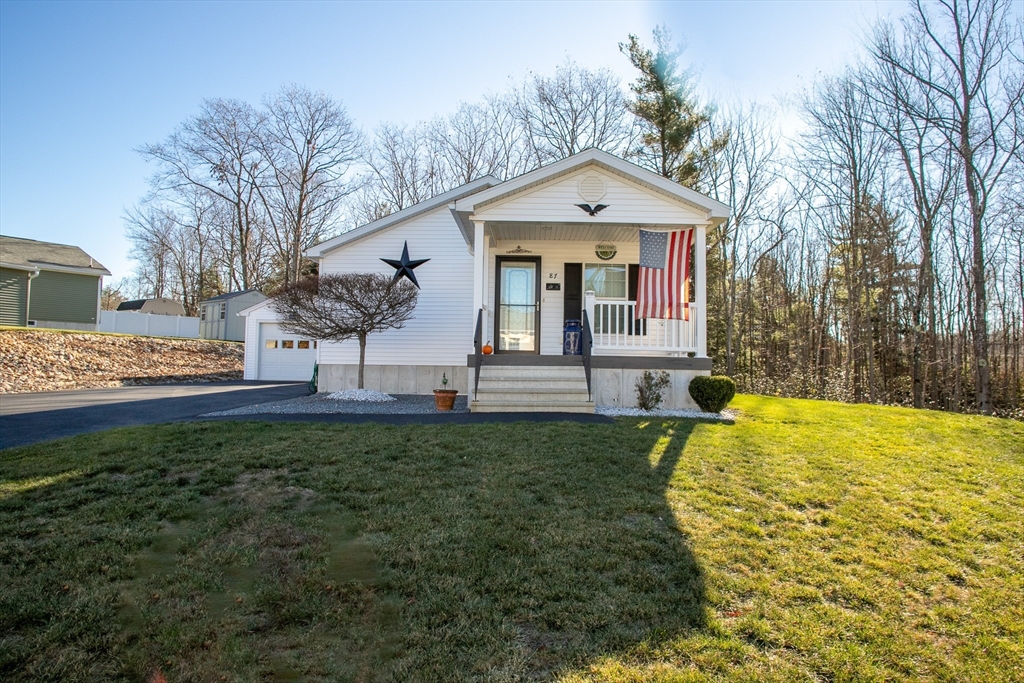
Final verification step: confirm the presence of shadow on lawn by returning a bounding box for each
[373,417,713,678]
[0,417,718,681]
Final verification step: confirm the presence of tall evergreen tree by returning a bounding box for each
[620,27,728,188]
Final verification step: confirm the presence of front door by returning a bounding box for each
[495,257,540,353]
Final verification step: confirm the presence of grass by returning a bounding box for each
[0,395,1021,682]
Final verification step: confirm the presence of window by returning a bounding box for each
[313,341,318,349]
[265,340,278,349]
[584,263,626,299]
[282,340,294,349]
[200,307,206,322]
[219,303,226,320]
[298,340,310,349]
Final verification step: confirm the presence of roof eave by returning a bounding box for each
[0,261,41,274]
[28,262,111,277]
[305,176,498,258]
[453,148,731,218]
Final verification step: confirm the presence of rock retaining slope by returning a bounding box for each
[0,329,243,393]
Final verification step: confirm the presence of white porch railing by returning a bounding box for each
[584,292,698,354]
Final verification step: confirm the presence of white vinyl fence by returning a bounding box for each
[99,311,200,338]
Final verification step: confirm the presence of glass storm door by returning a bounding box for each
[496,258,540,353]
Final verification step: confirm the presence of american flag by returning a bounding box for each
[636,229,694,320]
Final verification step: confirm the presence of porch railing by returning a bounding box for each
[584,292,699,354]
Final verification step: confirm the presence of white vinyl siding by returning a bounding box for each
[472,168,709,226]
[316,205,474,366]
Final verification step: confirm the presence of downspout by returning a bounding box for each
[96,275,103,329]
[25,269,39,326]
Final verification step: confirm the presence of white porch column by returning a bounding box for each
[695,224,707,358]
[472,220,486,347]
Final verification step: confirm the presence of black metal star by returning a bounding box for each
[380,241,430,288]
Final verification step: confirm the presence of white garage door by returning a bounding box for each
[258,323,317,381]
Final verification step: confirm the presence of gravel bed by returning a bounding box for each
[595,406,738,420]
[203,393,469,416]
[324,389,396,402]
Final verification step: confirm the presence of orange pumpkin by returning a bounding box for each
[482,343,493,355]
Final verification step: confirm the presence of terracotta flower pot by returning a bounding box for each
[433,389,458,411]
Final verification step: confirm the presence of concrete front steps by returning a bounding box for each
[469,364,594,413]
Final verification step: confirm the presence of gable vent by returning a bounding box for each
[577,174,607,203]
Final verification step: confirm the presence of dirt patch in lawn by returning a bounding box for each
[0,328,243,393]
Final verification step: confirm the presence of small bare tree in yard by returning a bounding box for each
[271,273,418,389]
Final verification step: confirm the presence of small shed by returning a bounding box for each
[116,297,186,316]
[199,290,266,341]
[0,235,111,330]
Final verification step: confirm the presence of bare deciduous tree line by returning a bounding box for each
[125,0,1021,416]
[698,0,1022,416]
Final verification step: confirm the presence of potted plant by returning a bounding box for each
[433,373,458,411]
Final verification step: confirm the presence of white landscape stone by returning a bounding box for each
[325,389,397,402]
[595,406,737,421]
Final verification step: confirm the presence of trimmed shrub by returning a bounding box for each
[688,375,736,413]
[635,370,671,411]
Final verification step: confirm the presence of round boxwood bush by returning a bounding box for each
[688,375,736,413]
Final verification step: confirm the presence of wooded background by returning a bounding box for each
[122,0,1022,418]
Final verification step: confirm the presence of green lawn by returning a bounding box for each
[1,396,1021,682]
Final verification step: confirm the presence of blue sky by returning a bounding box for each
[1,0,902,282]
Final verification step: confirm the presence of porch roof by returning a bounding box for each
[488,222,641,243]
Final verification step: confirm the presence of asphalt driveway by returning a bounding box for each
[0,382,309,450]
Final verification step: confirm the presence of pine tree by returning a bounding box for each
[620,26,728,188]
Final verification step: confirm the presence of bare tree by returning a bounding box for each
[514,61,632,164]
[256,85,362,285]
[100,282,127,311]
[699,103,781,375]
[138,98,268,290]
[271,273,419,389]
[869,0,1024,412]
[799,71,891,402]
[124,189,221,316]
[361,122,447,217]
[427,102,506,185]
[862,43,958,408]
[124,203,174,299]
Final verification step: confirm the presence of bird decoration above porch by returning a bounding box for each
[575,203,608,216]
[380,241,429,288]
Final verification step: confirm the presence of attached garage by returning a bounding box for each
[256,323,317,381]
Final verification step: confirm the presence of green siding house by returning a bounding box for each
[0,235,111,330]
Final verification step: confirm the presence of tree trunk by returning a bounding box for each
[967,186,991,413]
[357,332,367,389]
[912,230,933,409]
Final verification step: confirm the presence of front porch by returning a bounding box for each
[446,153,727,413]
[463,227,711,413]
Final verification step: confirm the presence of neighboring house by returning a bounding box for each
[241,148,729,412]
[0,235,111,330]
[199,290,266,342]
[116,297,186,316]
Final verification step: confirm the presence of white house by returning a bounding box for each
[240,149,729,412]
